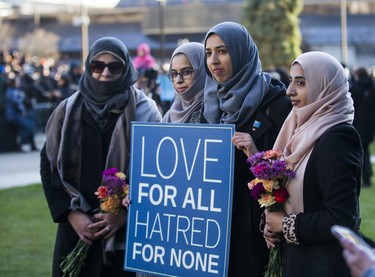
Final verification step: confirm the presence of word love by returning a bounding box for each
[140,136,223,183]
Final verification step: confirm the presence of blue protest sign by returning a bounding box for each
[124,122,235,277]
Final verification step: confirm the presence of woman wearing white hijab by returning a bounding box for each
[162,42,207,123]
[264,51,363,276]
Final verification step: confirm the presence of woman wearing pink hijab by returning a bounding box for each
[263,51,363,276]
[132,43,156,73]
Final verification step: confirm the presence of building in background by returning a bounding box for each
[0,0,374,69]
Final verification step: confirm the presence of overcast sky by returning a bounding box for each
[0,0,120,15]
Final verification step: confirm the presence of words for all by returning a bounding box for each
[138,183,221,212]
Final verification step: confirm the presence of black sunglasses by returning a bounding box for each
[90,60,124,74]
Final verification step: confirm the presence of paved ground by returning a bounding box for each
[0,133,45,190]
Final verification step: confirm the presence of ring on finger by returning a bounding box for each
[105,226,110,232]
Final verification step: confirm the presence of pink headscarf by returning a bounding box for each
[132,43,156,71]
[273,51,354,213]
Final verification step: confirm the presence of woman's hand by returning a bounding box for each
[263,210,286,248]
[89,208,127,239]
[232,132,258,158]
[263,224,279,248]
[68,210,97,244]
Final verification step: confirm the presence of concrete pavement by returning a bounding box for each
[0,133,45,190]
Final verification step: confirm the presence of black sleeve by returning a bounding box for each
[40,144,72,222]
[295,125,362,244]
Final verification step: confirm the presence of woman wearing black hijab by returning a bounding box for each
[204,22,292,276]
[40,37,161,277]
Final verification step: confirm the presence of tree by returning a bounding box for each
[17,28,60,64]
[242,0,303,69]
[0,23,15,57]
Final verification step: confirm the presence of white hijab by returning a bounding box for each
[273,51,354,213]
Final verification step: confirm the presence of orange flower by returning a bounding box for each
[263,150,283,160]
[100,195,121,214]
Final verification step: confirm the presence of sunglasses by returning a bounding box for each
[90,60,124,74]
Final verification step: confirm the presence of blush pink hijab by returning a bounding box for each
[273,51,354,213]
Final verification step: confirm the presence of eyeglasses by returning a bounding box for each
[90,60,124,74]
[169,68,194,82]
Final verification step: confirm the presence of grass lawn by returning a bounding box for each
[0,184,56,277]
[0,143,375,275]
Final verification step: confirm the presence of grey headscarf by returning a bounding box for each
[79,36,139,123]
[162,42,206,123]
[203,21,274,129]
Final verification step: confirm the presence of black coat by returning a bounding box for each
[283,124,363,277]
[40,106,135,277]
[228,83,292,277]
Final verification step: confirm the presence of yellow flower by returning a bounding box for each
[248,178,262,190]
[258,194,276,208]
[115,172,126,180]
[262,179,279,192]
[123,184,129,196]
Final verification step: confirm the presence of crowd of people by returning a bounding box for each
[1,20,368,277]
[0,57,82,152]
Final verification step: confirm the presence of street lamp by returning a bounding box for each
[80,2,89,66]
[73,1,90,66]
[340,0,348,65]
[157,0,166,67]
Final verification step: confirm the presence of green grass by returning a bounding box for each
[0,184,56,277]
[1,146,375,276]
[360,141,375,240]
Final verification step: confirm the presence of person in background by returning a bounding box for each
[5,76,37,151]
[157,68,175,113]
[67,61,83,90]
[340,236,375,277]
[350,67,375,187]
[56,74,75,102]
[204,21,292,276]
[132,42,157,74]
[263,51,362,276]
[162,42,206,123]
[40,37,162,277]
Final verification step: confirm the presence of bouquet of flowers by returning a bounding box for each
[60,168,129,277]
[247,150,295,277]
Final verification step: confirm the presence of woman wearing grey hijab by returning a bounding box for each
[40,37,161,277]
[162,42,207,123]
[134,42,207,277]
[204,22,292,276]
